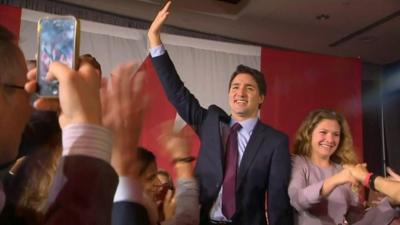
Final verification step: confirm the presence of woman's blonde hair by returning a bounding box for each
[6,111,62,224]
[293,109,358,165]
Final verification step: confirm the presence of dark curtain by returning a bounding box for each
[382,61,400,174]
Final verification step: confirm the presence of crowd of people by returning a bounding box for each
[0,1,399,225]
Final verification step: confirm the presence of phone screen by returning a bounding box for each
[37,16,77,97]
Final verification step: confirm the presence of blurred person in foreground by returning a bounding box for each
[108,62,200,225]
[0,24,146,225]
[1,53,103,224]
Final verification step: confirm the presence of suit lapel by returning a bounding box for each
[236,121,266,191]
[206,106,230,178]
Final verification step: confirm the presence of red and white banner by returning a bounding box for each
[0,4,363,175]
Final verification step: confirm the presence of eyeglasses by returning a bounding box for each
[2,83,25,90]
[2,83,36,106]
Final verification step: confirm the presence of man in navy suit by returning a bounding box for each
[147,2,293,225]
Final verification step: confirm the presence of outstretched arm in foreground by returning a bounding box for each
[344,164,400,205]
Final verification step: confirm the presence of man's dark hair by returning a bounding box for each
[228,64,266,96]
[0,25,16,43]
[26,59,37,70]
[78,54,102,75]
[18,110,61,157]
[137,147,156,176]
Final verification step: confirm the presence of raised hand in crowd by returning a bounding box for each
[101,61,148,177]
[158,122,199,225]
[159,122,193,170]
[26,61,102,127]
[100,62,155,225]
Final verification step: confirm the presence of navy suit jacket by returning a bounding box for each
[45,155,118,225]
[1,155,118,225]
[112,201,150,225]
[151,52,293,225]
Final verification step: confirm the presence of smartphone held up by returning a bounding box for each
[36,16,79,98]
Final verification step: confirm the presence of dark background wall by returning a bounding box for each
[362,63,385,175]
[363,61,400,176]
[382,61,400,174]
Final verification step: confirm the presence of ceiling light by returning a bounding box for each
[358,36,378,43]
[316,14,330,21]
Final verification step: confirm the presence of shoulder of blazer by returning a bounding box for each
[255,121,289,141]
[207,104,230,123]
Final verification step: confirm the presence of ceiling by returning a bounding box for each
[59,0,400,65]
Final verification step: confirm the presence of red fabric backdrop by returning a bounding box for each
[260,47,363,160]
[0,4,21,40]
[140,47,364,175]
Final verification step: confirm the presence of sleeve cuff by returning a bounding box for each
[62,124,112,163]
[378,197,400,212]
[304,180,324,205]
[113,176,144,204]
[149,44,165,57]
[175,178,198,195]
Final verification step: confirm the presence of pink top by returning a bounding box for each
[289,155,398,225]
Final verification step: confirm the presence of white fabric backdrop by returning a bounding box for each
[19,8,261,112]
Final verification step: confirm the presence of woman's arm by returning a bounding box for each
[320,168,357,197]
[345,164,400,204]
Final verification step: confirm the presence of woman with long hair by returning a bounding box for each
[289,109,398,225]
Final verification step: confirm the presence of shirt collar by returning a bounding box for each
[230,117,258,134]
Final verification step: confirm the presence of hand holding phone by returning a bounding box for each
[36,15,79,98]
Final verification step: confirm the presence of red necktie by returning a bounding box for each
[222,122,242,219]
